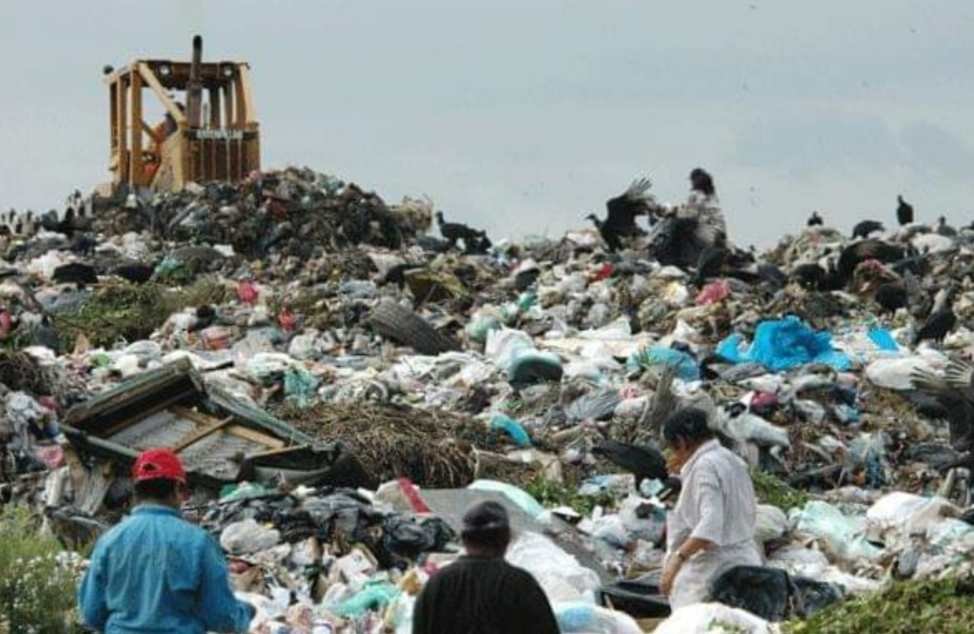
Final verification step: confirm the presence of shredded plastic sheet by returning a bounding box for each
[717,316,851,372]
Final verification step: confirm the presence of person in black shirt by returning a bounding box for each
[412,501,560,634]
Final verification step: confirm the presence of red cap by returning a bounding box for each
[132,449,187,484]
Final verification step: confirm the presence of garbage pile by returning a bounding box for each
[4,171,974,632]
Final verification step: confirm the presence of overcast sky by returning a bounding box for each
[1,1,972,245]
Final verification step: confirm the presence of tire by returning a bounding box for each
[369,299,459,355]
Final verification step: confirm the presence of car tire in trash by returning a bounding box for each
[369,299,459,355]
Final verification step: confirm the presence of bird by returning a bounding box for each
[435,211,487,250]
[911,359,974,452]
[936,216,958,238]
[592,439,668,490]
[874,282,908,314]
[836,239,906,287]
[791,263,827,291]
[852,220,885,239]
[807,211,824,227]
[52,262,98,288]
[113,263,154,285]
[913,287,956,345]
[897,195,915,226]
[603,177,658,236]
[586,213,624,252]
[690,167,716,197]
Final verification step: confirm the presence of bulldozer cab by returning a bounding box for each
[105,36,260,194]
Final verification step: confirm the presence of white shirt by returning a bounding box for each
[665,439,762,608]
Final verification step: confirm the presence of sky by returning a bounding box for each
[1,1,972,246]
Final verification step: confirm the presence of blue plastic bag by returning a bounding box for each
[627,346,700,381]
[490,414,532,447]
[717,316,850,372]
[868,327,899,352]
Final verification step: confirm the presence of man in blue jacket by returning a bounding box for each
[78,448,255,633]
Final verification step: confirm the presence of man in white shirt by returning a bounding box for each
[660,408,762,608]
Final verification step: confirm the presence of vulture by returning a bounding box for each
[690,167,716,196]
[836,240,906,286]
[435,212,487,250]
[911,359,974,452]
[586,214,624,253]
[791,263,827,291]
[603,177,657,236]
[852,220,885,240]
[914,300,956,345]
[52,262,98,288]
[592,439,668,490]
[874,282,908,314]
[897,195,915,226]
[936,216,958,238]
[113,264,154,285]
[806,211,824,227]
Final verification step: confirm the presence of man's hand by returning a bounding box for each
[660,554,682,597]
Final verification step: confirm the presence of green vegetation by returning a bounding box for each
[54,278,227,348]
[524,476,615,516]
[783,578,974,634]
[0,507,84,632]
[750,468,809,512]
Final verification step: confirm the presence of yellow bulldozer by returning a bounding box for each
[104,35,260,194]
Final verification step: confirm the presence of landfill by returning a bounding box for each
[4,169,974,633]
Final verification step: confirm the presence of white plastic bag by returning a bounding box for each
[505,532,601,603]
[654,602,779,634]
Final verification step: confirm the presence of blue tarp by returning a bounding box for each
[717,316,851,372]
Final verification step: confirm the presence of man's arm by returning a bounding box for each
[196,536,255,633]
[77,544,110,630]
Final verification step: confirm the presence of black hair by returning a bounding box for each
[461,501,512,552]
[663,407,714,448]
[134,478,179,501]
[690,168,716,197]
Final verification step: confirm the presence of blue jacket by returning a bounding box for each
[78,504,254,633]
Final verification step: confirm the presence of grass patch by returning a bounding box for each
[783,578,974,634]
[524,476,615,516]
[751,468,809,512]
[0,506,83,632]
[54,278,227,349]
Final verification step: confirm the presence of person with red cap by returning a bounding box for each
[78,448,255,633]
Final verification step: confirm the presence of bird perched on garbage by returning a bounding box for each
[435,211,488,251]
[806,211,824,227]
[874,281,908,314]
[897,195,915,226]
[52,262,99,288]
[911,358,974,452]
[592,439,668,490]
[113,263,154,285]
[852,220,885,240]
[586,213,624,253]
[936,216,958,238]
[914,286,956,345]
[836,239,907,287]
[790,263,827,291]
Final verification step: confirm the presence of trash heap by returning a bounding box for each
[4,170,974,632]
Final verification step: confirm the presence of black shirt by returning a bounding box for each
[412,555,560,634]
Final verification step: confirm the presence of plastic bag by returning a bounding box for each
[696,280,731,306]
[627,346,700,380]
[506,532,601,603]
[865,356,936,390]
[654,602,777,634]
[284,368,320,407]
[333,581,399,618]
[220,519,281,555]
[554,601,643,634]
[490,414,532,447]
[789,501,882,562]
[755,504,788,544]
[717,316,850,372]
[468,480,545,518]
